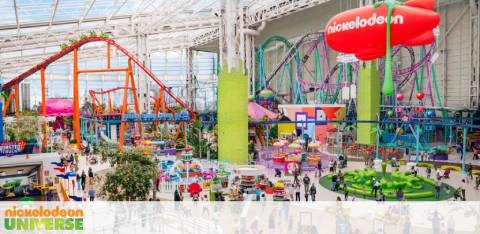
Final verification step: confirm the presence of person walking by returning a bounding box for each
[302,174,311,195]
[426,167,432,179]
[461,179,466,201]
[174,189,181,201]
[310,184,316,201]
[88,167,94,185]
[343,183,349,201]
[255,187,262,201]
[74,152,79,164]
[295,184,301,201]
[329,160,334,173]
[288,184,294,201]
[46,189,53,201]
[331,173,338,191]
[371,179,380,197]
[435,179,441,200]
[473,147,479,160]
[88,188,96,201]
[317,160,322,177]
[76,173,81,191]
[293,170,300,185]
[81,171,87,191]
[467,163,473,180]
[304,186,309,201]
[475,175,480,190]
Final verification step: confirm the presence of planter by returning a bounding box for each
[272,153,286,163]
[25,140,37,154]
[164,148,177,155]
[307,154,321,166]
[430,153,448,161]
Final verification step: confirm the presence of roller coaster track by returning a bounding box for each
[1,36,195,118]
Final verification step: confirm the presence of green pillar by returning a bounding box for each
[217,68,248,164]
[357,61,381,145]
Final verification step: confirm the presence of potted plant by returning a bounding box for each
[69,139,78,149]
[432,146,448,161]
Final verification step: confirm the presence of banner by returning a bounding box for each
[0,141,27,157]
[0,202,478,233]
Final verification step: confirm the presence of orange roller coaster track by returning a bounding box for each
[2,36,194,149]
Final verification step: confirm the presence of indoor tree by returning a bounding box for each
[187,120,209,158]
[100,147,157,201]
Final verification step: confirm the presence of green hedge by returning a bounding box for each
[416,162,434,168]
[440,165,461,171]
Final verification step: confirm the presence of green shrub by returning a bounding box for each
[404,191,434,199]
[417,162,434,168]
[440,165,461,171]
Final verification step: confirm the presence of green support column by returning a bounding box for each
[357,61,381,145]
[217,67,248,164]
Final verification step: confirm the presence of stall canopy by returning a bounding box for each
[248,102,278,120]
[40,99,74,116]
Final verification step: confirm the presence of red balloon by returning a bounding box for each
[324,0,440,61]
[415,106,424,113]
[416,92,425,100]
[396,93,404,101]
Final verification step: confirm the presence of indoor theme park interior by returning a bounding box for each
[0,0,480,233]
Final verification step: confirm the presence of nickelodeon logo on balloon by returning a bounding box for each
[325,0,440,61]
[327,13,404,34]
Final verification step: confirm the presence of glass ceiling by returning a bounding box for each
[0,0,272,73]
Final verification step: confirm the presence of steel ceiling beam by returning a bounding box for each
[106,0,129,22]
[13,0,20,36]
[79,0,97,26]
[48,0,60,30]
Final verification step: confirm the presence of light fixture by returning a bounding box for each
[17,170,24,174]
[0,171,6,176]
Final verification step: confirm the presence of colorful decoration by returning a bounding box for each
[387,110,394,117]
[324,0,440,96]
[396,93,404,101]
[258,88,275,109]
[416,92,425,100]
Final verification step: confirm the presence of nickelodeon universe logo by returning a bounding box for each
[3,206,84,231]
[327,13,404,34]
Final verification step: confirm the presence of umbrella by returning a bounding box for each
[187,182,203,196]
[288,143,301,149]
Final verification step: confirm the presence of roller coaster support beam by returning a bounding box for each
[128,58,142,137]
[73,48,81,148]
[41,67,47,149]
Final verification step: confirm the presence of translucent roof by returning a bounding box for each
[0,0,282,73]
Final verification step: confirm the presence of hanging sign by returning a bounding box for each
[324,0,440,61]
[0,141,27,156]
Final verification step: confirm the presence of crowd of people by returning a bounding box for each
[54,146,97,202]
